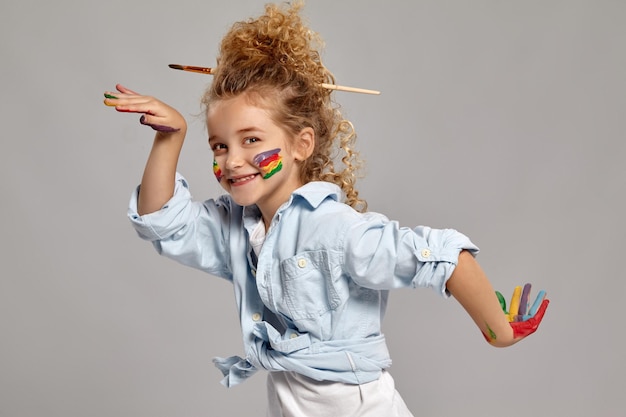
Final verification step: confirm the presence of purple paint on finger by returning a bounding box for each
[139,115,180,132]
[518,283,532,316]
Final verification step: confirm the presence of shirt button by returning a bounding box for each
[297,258,307,268]
[252,313,261,322]
[290,333,298,339]
[251,269,256,277]
[421,249,431,258]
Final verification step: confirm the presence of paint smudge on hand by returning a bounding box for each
[253,148,282,179]
[139,115,180,132]
[482,322,498,344]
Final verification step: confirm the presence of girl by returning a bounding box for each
[104,2,548,416]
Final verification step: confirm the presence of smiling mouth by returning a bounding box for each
[230,173,258,184]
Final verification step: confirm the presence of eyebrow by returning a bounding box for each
[237,126,265,135]
[209,126,266,143]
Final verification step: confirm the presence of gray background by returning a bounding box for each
[1,0,624,416]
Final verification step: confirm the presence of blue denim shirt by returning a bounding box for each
[128,174,479,387]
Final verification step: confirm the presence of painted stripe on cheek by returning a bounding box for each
[253,148,283,179]
[213,160,223,182]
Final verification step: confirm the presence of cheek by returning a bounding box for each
[213,160,223,182]
[253,148,283,179]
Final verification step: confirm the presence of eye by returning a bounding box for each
[211,143,227,152]
[244,137,260,145]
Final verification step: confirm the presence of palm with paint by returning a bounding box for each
[485,283,549,343]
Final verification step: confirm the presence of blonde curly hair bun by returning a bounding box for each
[203,1,366,211]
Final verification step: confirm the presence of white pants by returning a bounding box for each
[266,370,414,417]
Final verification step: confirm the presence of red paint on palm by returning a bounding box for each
[511,299,550,339]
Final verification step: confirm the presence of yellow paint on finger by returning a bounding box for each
[508,286,522,321]
[103,93,118,106]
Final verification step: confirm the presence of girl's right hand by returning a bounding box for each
[103,84,187,134]
[495,283,549,341]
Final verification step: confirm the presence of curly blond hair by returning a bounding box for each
[202,1,367,211]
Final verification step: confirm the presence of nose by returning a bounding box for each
[224,149,244,170]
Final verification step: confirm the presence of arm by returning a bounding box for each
[446,250,549,347]
[104,84,187,215]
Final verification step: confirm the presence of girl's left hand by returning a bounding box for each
[496,283,549,340]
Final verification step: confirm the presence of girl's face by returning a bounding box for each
[207,94,312,224]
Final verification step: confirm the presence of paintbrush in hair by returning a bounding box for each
[168,64,380,95]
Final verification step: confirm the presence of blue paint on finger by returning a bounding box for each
[527,290,546,318]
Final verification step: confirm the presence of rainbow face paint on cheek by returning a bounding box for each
[253,148,282,179]
[213,160,223,182]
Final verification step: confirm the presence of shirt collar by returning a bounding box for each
[291,181,343,209]
[241,181,343,227]
[242,181,343,217]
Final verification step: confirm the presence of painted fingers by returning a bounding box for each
[103,85,185,133]
[496,283,546,322]
[495,283,550,341]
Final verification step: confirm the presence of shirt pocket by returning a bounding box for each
[279,250,343,322]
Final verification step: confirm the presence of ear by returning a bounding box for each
[294,127,315,161]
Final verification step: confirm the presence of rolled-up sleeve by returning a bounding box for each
[127,173,232,278]
[411,225,479,297]
[344,213,479,297]
[128,173,197,241]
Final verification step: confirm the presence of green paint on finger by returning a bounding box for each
[104,93,118,99]
[496,291,507,314]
